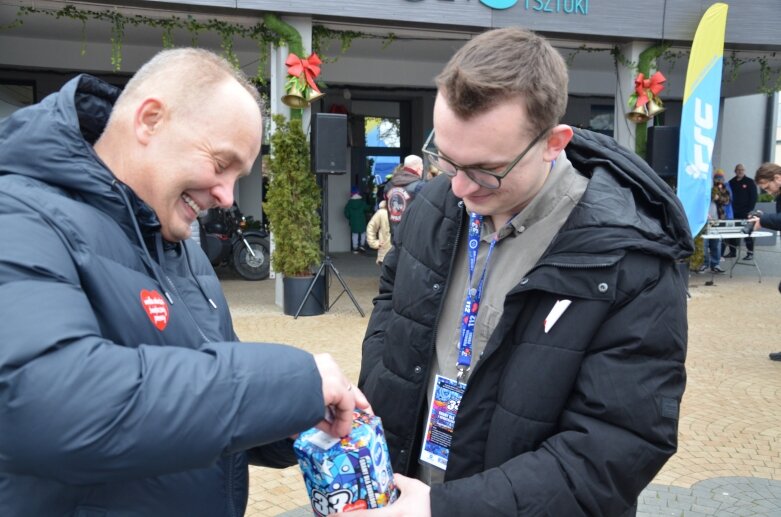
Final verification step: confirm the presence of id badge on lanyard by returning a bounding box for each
[419,374,465,470]
[419,213,496,471]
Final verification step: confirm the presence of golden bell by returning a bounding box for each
[646,98,666,119]
[281,83,308,109]
[306,89,325,104]
[626,104,650,123]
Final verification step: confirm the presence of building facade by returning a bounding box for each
[1,0,780,255]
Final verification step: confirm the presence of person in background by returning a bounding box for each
[344,185,370,254]
[747,162,781,362]
[700,170,731,274]
[711,170,732,221]
[714,168,734,219]
[726,163,758,259]
[751,162,781,229]
[385,155,427,236]
[354,27,690,517]
[713,168,735,262]
[366,200,391,268]
[0,48,367,516]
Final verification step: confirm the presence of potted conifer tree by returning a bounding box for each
[264,114,324,316]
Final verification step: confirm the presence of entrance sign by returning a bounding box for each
[405,0,589,14]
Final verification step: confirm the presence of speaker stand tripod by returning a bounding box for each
[293,174,365,319]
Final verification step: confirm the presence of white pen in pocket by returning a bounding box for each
[544,299,571,333]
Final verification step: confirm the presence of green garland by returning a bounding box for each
[312,25,369,62]
[4,7,367,116]
[568,44,670,158]
[262,13,303,58]
[568,43,781,96]
[634,43,670,159]
[11,5,282,84]
[7,6,780,97]
[570,43,781,158]
[727,51,781,95]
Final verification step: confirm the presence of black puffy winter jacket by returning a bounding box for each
[359,129,693,516]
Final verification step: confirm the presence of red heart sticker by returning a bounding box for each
[140,289,169,331]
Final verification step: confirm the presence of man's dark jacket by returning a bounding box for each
[386,167,426,236]
[0,75,325,516]
[759,210,781,230]
[728,175,758,218]
[757,193,781,230]
[359,129,693,516]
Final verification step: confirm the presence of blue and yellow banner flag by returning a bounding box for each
[677,2,729,235]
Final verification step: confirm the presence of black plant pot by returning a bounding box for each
[283,274,326,316]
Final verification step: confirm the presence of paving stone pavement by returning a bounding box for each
[220,250,781,517]
[639,478,781,516]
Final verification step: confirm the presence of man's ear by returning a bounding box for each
[542,124,573,162]
[134,98,166,145]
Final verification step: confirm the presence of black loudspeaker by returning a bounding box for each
[312,113,347,174]
[646,126,679,178]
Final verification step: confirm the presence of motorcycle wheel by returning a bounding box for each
[233,235,270,281]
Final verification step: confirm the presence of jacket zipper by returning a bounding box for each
[164,272,240,515]
[163,273,212,343]
[408,201,465,473]
[429,201,466,360]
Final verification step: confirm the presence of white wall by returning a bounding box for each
[717,93,767,180]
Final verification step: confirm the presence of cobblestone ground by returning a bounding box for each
[222,257,781,517]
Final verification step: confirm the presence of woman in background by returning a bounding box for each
[366,200,391,267]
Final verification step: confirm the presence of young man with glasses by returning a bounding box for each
[356,27,691,516]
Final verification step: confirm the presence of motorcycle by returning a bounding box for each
[198,204,270,281]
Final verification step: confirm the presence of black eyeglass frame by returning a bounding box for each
[422,127,551,189]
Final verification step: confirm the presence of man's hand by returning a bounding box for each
[334,474,431,517]
[749,216,761,231]
[314,353,372,437]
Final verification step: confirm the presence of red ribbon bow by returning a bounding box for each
[285,52,322,93]
[633,71,666,107]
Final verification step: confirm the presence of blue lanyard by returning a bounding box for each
[457,212,497,383]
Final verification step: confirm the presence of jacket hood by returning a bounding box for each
[0,74,158,229]
[551,128,694,261]
[390,169,422,188]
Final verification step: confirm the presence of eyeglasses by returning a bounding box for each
[422,127,550,190]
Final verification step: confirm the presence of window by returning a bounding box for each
[364,116,401,148]
[364,116,401,185]
[589,104,614,136]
